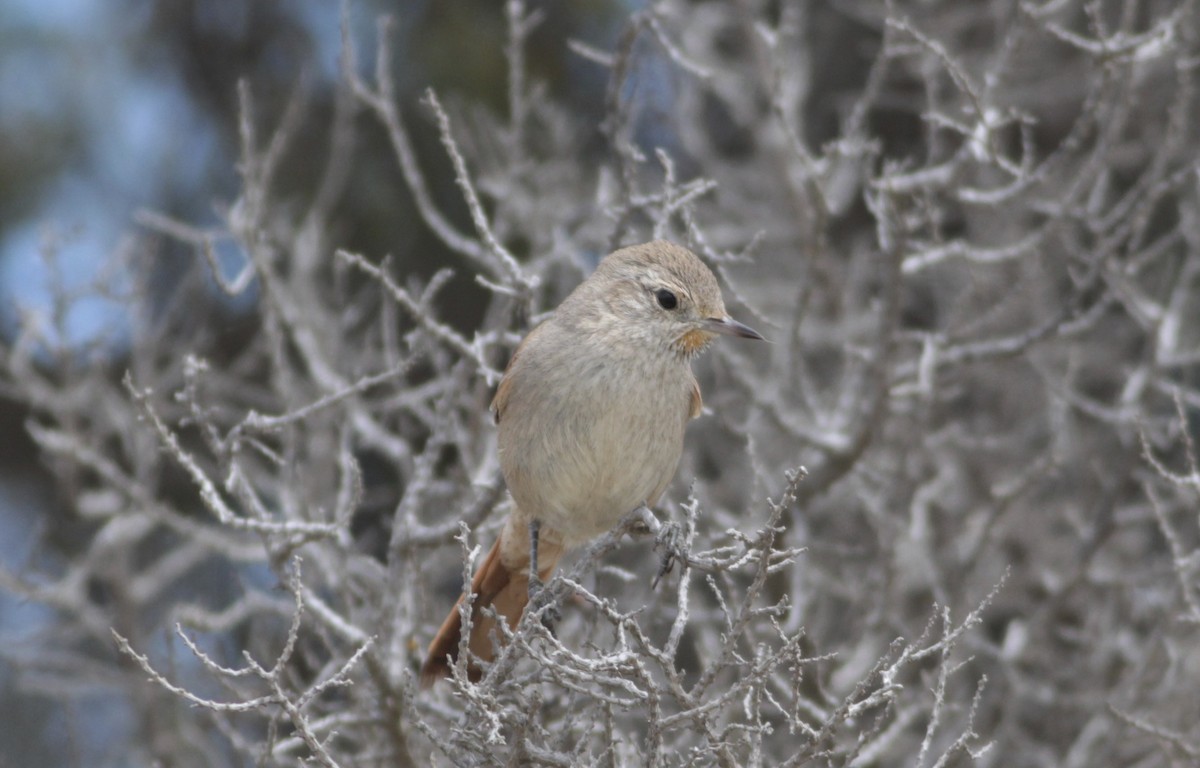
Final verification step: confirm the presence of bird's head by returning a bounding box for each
[590,240,764,359]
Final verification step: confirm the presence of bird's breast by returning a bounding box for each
[497,338,694,545]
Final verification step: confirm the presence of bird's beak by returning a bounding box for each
[704,316,765,341]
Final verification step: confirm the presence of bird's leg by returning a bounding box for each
[528,518,542,594]
[527,519,560,632]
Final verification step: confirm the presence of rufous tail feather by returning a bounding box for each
[420,524,561,688]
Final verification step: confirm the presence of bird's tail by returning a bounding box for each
[420,518,562,688]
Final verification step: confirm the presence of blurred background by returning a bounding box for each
[0,0,636,353]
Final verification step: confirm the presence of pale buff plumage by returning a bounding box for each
[421,240,762,686]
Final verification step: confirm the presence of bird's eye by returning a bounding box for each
[655,289,678,310]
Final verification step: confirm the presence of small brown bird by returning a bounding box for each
[420,240,762,686]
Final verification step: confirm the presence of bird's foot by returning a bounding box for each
[528,575,561,634]
[653,520,686,588]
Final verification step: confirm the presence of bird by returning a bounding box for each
[420,240,763,687]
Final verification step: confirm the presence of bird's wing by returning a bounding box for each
[490,322,546,424]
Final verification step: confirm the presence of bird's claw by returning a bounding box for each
[528,575,561,634]
[653,520,686,588]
